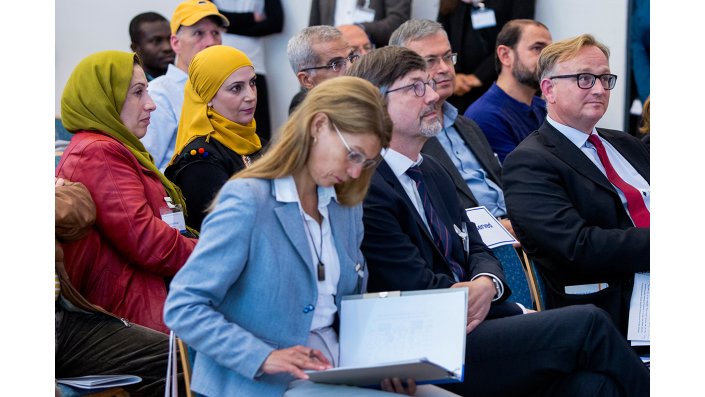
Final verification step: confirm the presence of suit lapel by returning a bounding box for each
[377,161,438,246]
[423,138,478,206]
[274,201,315,278]
[539,123,618,195]
[454,116,503,187]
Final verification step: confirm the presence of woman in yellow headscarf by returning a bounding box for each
[56,50,197,334]
[166,45,265,231]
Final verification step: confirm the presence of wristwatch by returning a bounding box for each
[490,277,501,300]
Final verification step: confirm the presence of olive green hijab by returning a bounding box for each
[61,50,190,217]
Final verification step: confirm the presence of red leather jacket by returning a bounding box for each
[56,131,197,333]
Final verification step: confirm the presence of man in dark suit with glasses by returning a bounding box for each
[503,34,650,337]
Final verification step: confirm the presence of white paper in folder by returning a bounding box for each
[306,288,468,386]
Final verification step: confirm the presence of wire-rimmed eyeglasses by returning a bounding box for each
[425,53,458,68]
[549,73,618,90]
[300,54,360,73]
[384,79,437,97]
[332,123,380,170]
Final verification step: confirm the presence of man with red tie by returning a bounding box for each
[503,34,650,336]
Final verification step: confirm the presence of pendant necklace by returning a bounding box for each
[302,214,326,281]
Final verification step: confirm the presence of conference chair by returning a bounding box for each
[491,245,533,310]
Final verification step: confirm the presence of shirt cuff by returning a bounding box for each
[471,273,504,301]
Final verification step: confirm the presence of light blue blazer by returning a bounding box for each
[163,178,367,397]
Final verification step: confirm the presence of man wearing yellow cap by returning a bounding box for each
[142,0,229,172]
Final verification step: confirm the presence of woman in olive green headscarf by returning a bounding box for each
[165,45,265,231]
[56,50,197,334]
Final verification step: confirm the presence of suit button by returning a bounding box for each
[303,304,314,313]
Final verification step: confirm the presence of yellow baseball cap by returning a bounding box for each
[170,0,229,35]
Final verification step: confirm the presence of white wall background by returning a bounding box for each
[56,0,629,132]
[535,0,629,131]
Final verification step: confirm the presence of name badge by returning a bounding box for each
[160,197,186,232]
[353,6,375,23]
[471,8,496,29]
[464,206,518,248]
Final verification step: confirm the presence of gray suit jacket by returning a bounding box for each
[422,113,503,210]
[309,0,412,46]
[164,178,367,396]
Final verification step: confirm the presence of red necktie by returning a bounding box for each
[587,134,650,228]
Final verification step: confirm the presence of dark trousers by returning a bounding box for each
[441,305,649,397]
[56,306,184,397]
[255,73,272,142]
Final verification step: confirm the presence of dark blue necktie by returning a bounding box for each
[406,165,466,281]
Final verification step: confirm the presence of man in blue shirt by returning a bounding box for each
[141,0,229,172]
[465,19,552,163]
[389,19,516,238]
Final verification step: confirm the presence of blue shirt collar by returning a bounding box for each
[442,101,459,130]
[546,116,598,149]
[166,63,188,83]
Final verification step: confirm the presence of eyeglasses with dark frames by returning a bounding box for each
[332,123,380,170]
[549,73,618,90]
[425,53,458,68]
[384,79,437,97]
[300,54,361,73]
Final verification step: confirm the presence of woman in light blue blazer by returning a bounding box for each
[164,76,416,396]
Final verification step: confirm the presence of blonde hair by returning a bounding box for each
[537,34,610,81]
[234,76,392,206]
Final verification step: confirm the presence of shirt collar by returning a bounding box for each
[546,115,598,149]
[166,63,188,82]
[382,148,423,178]
[442,101,458,129]
[273,175,337,208]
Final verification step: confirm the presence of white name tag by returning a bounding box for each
[564,283,609,295]
[471,8,496,29]
[160,197,186,232]
[464,206,517,248]
[161,210,186,232]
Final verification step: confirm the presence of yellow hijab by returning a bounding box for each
[60,50,191,219]
[170,45,261,167]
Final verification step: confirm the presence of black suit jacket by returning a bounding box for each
[502,122,650,333]
[421,114,503,211]
[309,0,411,46]
[361,154,512,300]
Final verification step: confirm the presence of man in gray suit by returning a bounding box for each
[390,19,516,238]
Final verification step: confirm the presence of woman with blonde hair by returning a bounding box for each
[164,76,431,396]
[166,45,265,231]
[56,51,197,334]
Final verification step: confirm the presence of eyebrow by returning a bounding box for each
[325,56,345,64]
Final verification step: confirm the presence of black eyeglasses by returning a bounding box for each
[549,73,618,90]
[332,123,380,170]
[384,79,437,97]
[425,53,458,68]
[300,54,360,73]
